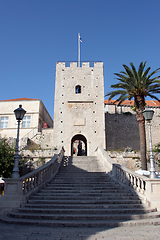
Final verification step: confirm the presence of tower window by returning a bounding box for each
[75,85,81,94]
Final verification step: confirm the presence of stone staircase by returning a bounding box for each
[2,156,160,227]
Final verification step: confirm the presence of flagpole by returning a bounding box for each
[78,33,80,67]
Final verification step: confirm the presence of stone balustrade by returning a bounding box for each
[0,146,65,215]
[95,146,160,210]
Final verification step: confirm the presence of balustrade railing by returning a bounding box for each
[21,146,64,196]
[95,146,160,210]
[0,146,65,214]
[112,164,147,195]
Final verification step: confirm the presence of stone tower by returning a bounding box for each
[53,62,105,156]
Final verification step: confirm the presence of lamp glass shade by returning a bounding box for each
[14,105,26,120]
[142,109,154,121]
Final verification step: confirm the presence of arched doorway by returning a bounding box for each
[71,134,87,156]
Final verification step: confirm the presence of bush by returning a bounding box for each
[0,138,15,178]
[153,143,160,152]
[0,138,35,178]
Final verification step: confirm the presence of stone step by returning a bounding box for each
[8,211,160,221]
[40,189,129,194]
[27,199,142,205]
[17,207,157,215]
[43,187,121,191]
[2,215,160,227]
[54,176,110,179]
[52,177,113,180]
[57,170,107,173]
[30,195,139,201]
[23,203,145,209]
[47,182,117,186]
[44,187,121,192]
[51,180,113,184]
[58,170,105,173]
[35,192,135,197]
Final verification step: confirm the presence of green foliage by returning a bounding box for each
[0,138,15,178]
[36,157,45,167]
[153,143,160,152]
[0,138,35,178]
[106,61,160,108]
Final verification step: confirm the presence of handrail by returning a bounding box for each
[21,146,64,196]
[20,125,39,140]
[3,146,64,198]
[0,146,65,214]
[19,125,39,149]
[112,163,148,195]
[95,146,160,210]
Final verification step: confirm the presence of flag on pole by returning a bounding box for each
[78,33,82,67]
[79,34,82,42]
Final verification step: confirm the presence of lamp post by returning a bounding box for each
[11,105,26,178]
[142,108,157,179]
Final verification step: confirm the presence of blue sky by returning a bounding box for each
[1,0,160,118]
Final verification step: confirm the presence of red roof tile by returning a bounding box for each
[0,98,39,102]
[104,99,160,107]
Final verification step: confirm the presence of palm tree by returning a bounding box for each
[106,62,160,170]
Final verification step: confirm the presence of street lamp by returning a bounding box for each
[142,108,157,179]
[11,105,26,178]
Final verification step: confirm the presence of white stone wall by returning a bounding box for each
[53,62,105,156]
[31,128,54,149]
[38,100,53,131]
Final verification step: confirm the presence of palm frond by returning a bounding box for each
[114,72,135,86]
[106,61,160,110]
[146,68,160,80]
[130,62,139,82]
[138,62,146,78]
[110,83,132,91]
[105,90,128,99]
[147,93,160,102]
[147,83,160,90]
[122,64,134,79]
[142,66,151,78]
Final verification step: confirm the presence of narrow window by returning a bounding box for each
[0,117,9,128]
[75,85,81,94]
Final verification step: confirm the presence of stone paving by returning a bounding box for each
[0,221,160,240]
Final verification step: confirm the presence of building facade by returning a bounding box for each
[53,62,106,156]
[0,98,53,142]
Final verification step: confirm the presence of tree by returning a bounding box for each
[0,138,34,178]
[0,138,15,178]
[106,62,160,170]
